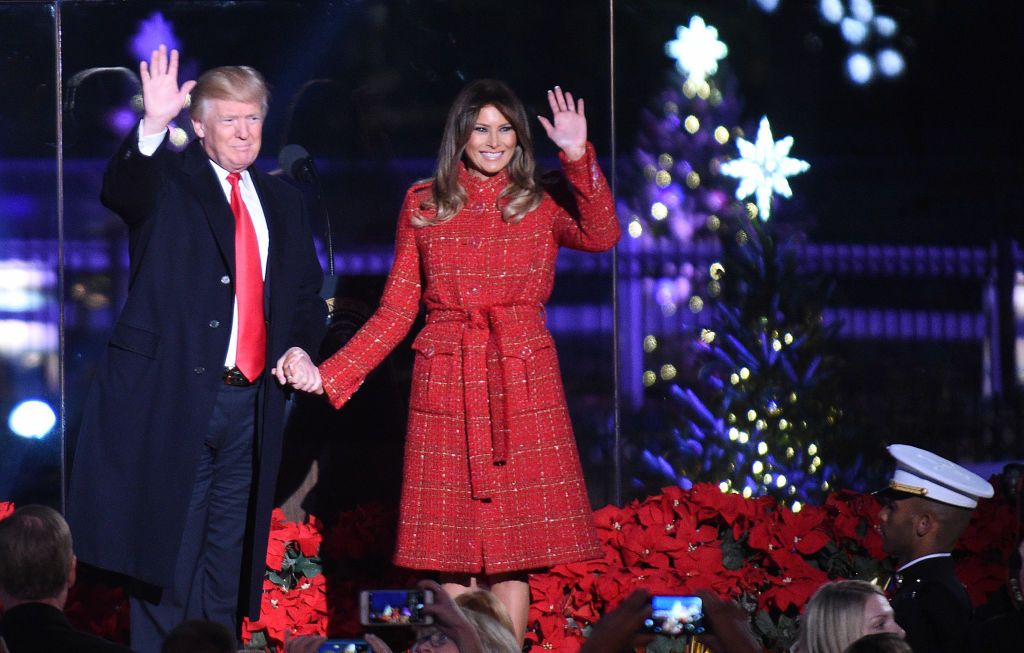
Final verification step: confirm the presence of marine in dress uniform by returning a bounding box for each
[876,444,994,653]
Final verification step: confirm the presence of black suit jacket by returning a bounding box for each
[67,131,326,617]
[890,555,972,653]
[0,603,135,653]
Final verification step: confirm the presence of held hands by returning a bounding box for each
[272,347,324,395]
[139,44,196,136]
[537,86,587,161]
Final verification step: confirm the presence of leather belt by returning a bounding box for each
[223,366,258,386]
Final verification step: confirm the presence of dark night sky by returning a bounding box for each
[615,1,1024,246]
[2,0,1021,246]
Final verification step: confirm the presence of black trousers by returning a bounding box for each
[129,383,258,653]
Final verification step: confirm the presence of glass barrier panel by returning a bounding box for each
[0,2,60,509]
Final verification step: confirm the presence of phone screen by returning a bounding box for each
[362,589,434,625]
[642,595,705,636]
[318,640,371,653]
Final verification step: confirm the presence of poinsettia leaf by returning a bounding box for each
[753,610,778,639]
[721,535,746,570]
[296,558,323,578]
[267,571,287,587]
[247,631,268,650]
[776,613,800,648]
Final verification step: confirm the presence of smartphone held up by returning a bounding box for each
[359,589,434,626]
[642,595,706,636]
[318,639,371,653]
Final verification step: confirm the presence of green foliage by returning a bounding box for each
[268,544,322,592]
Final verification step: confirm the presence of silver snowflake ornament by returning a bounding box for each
[665,15,729,84]
[720,116,810,221]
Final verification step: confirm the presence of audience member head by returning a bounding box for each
[160,619,236,653]
[875,445,992,565]
[842,632,913,653]
[454,589,515,638]
[0,505,75,607]
[457,608,518,653]
[795,580,904,653]
[410,625,460,653]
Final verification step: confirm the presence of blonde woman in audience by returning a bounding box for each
[454,590,516,639]
[795,580,906,653]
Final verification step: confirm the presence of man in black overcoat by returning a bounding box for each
[66,46,325,652]
[876,444,994,653]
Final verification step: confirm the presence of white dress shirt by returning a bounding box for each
[137,122,269,369]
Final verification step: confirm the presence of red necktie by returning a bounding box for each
[227,172,266,381]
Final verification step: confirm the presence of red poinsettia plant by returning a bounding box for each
[524,482,1019,652]
[1,480,1018,653]
[242,503,419,651]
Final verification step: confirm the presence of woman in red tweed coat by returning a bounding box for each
[293,80,619,641]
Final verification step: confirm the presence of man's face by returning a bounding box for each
[191,98,264,173]
[877,497,918,561]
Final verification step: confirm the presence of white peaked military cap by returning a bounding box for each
[879,444,995,509]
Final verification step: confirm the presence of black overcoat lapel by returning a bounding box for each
[182,141,236,276]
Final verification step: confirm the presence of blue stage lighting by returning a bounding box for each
[8,399,56,439]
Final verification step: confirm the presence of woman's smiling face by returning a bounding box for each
[463,104,517,178]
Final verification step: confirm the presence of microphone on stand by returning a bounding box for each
[279,144,321,187]
[278,144,337,315]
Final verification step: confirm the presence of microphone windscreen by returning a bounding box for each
[278,144,310,179]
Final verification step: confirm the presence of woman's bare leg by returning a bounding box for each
[439,572,478,600]
[488,573,530,646]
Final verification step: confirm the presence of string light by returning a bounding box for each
[628,219,643,238]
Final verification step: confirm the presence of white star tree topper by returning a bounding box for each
[720,116,810,221]
[665,15,729,84]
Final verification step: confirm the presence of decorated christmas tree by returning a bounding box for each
[623,16,863,505]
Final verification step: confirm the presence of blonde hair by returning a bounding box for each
[414,79,542,227]
[188,66,269,120]
[455,589,516,636]
[795,580,885,653]
[458,607,519,653]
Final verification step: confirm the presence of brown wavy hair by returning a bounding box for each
[415,79,542,227]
